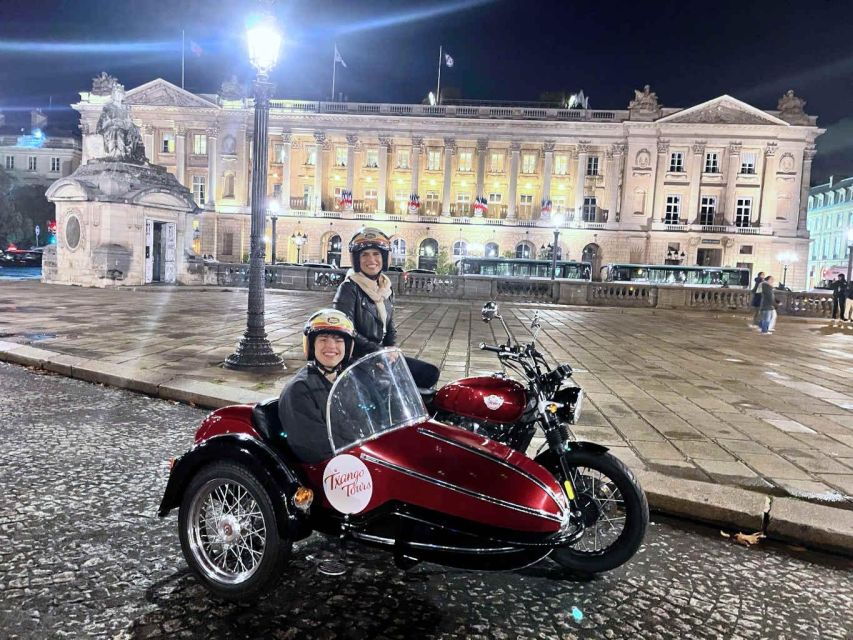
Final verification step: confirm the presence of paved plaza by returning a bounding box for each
[1,280,853,505]
[1,363,850,639]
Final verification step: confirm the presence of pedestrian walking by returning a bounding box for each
[831,274,847,320]
[750,271,765,328]
[758,275,778,334]
[846,277,853,322]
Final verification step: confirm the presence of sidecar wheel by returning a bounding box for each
[178,461,291,601]
[544,450,648,575]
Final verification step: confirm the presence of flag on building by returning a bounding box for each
[338,190,353,210]
[473,196,488,216]
[334,44,347,68]
[189,39,203,57]
[541,199,552,216]
[444,52,454,67]
[408,193,421,214]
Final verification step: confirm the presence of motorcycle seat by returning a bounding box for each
[252,397,290,447]
[419,387,437,404]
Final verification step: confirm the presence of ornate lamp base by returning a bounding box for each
[224,332,283,371]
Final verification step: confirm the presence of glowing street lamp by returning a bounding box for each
[550,214,564,280]
[225,12,283,371]
[291,230,308,263]
[777,250,798,289]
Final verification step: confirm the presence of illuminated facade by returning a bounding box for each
[806,177,853,287]
[0,110,81,187]
[72,79,822,287]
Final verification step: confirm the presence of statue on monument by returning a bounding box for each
[218,75,246,101]
[96,84,147,164]
[628,85,660,111]
[777,90,809,125]
[91,71,119,96]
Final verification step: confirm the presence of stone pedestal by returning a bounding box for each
[45,160,200,287]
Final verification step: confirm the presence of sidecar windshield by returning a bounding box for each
[326,349,428,454]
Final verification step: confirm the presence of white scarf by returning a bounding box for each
[346,269,393,333]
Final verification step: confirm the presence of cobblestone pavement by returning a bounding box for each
[0,363,851,639]
[1,281,853,503]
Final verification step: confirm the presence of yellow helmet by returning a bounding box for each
[349,227,391,272]
[302,309,355,363]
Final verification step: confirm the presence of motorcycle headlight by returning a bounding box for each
[572,389,584,424]
[554,386,583,424]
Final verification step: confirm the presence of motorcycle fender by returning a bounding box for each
[158,434,311,540]
[535,440,610,470]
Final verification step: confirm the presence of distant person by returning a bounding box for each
[830,274,848,320]
[750,271,765,328]
[758,275,778,335]
[846,277,853,322]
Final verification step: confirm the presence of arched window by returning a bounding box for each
[515,241,533,259]
[391,237,406,267]
[582,243,602,280]
[418,238,438,271]
[485,241,499,258]
[452,240,467,258]
[326,234,342,267]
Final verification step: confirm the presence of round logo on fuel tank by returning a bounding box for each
[322,454,374,514]
[484,394,505,410]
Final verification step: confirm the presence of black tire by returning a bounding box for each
[539,450,648,574]
[178,461,291,601]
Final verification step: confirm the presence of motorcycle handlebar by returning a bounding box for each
[479,342,506,353]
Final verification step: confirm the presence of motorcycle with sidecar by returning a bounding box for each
[159,347,647,601]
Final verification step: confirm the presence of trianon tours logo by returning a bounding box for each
[322,454,374,514]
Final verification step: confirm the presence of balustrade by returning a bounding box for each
[687,288,752,310]
[589,283,657,306]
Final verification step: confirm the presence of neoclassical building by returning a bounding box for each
[72,78,821,287]
[807,177,853,287]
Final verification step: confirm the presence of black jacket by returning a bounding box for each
[278,364,333,464]
[831,279,848,299]
[333,279,397,358]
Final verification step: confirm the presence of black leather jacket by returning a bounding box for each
[278,364,334,464]
[333,279,397,358]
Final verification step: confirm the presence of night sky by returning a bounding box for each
[1,0,851,184]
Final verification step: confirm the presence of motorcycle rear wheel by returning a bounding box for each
[178,461,291,601]
[540,449,648,574]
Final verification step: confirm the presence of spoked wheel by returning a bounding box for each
[538,449,648,574]
[178,462,291,601]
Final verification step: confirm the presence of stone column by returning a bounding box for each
[143,125,155,164]
[346,134,357,197]
[378,136,391,213]
[280,132,292,211]
[797,146,816,236]
[206,127,218,209]
[441,137,455,216]
[757,142,777,227]
[724,142,742,225]
[649,140,670,222]
[541,140,554,217]
[687,141,705,223]
[573,141,590,215]
[313,131,326,212]
[475,139,488,213]
[507,142,521,219]
[604,143,623,222]
[410,136,423,204]
[175,125,187,186]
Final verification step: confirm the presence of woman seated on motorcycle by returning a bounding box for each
[277,309,355,464]
[333,227,440,390]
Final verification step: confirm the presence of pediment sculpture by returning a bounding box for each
[777,90,810,125]
[219,75,246,101]
[91,72,119,96]
[95,84,147,164]
[628,85,661,120]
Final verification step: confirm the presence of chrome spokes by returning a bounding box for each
[188,480,267,584]
[570,466,626,554]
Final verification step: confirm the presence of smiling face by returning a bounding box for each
[359,248,383,277]
[314,333,346,369]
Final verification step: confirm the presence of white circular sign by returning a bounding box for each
[322,454,373,514]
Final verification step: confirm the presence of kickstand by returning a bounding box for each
[318,518,349,576]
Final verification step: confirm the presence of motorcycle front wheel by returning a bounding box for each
[538,449,649,574]
[178,461,292,601]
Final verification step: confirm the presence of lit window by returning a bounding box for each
[458,150,473,172]
[391,237,406,266]
[50,157,61,172]
[305,148,316,166]
[554,155,568,175]
[427,149,441,171]
[740,152,756,175]
[488,193,502,203]
[489,152,503,173]
[452,240,467,257]
[704,152,719,173]
[272,143,285,164]
[365,148,379,168]
[735,197,752,227]
[485,242,499,257]
[192,134,207,155]
[456,193,471,215]
[586,156,599,176]
[28,156,37,171]
[522,153,537,174]
[664,195,681,224]
[192,175,206,205]
[396,148,409,169]
[515,242,532,259]
[161,133,175,154]
[669,152,684,173]
[425,191,440,213]
[334,147,346,167]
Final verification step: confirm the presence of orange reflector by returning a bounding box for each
[293,486,314,510]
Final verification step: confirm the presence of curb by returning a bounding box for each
[1,343,850,557]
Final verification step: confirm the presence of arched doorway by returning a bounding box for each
[325,234,342,267]
[391,237,406,267]
[418,238,439,271]
[515,241,534,259]
[582,243,602,280]
[485,241,499,258]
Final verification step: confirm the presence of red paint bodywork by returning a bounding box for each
[433,376,527,424]
[195,405,260,443]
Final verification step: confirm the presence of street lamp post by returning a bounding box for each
[268,200,280,264]
[778,250,798,289]
[847,228,853,282]
[550,214,564,280]
[292,231,307,263]
[225,13,283,371]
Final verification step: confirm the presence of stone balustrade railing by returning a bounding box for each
[190,262,834,317]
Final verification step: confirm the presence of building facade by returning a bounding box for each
[72,78,821,287]
[807,177,853,287]
[0,110,81,186]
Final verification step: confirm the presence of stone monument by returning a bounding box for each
[45,78,200,287]
[628,85,662,121]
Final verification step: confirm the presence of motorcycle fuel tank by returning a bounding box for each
[433,376,526,424]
